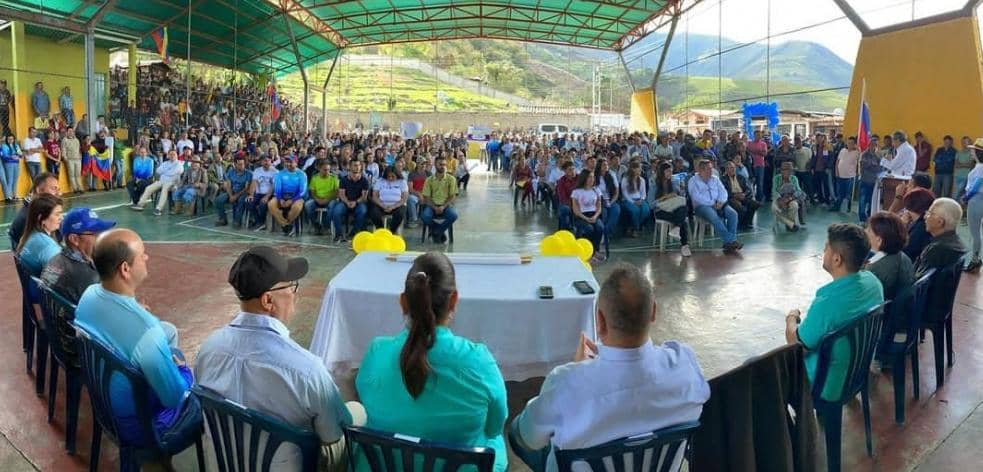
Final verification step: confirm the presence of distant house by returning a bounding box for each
[660,108,842,137]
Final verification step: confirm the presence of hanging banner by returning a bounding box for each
[400,121,423,139]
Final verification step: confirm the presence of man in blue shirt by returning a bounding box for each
[268,156,308,236]
[214,155,253,228]
[688,159,742,253]
[74,228,202,458]
[126,146,155,206]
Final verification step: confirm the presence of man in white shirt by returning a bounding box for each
[195,246,363,471]
[247,155,279,230]
[132,149,185,216]
[175,132,194,156]
[22,126,43,178]
[510,264,710,472]
[688,159,742,253]
[883,130,916,177]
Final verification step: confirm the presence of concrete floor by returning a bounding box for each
[0,169,979,471]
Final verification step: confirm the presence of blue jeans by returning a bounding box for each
[249,193,270,227]
[214,192,247,224]
[620,200,650,230]
[574,213,605,253]
[26,162,40,180]
[602,202,621,237]
[858,181,876,223]
[831,177,855,211]
[421,206,458,237]
[304,198,336,227]
[558,204,573,230]
[3,162,20,199]
[407,194,420,222]
[754,166,766,201]
[331,201,367,236]
[694,204,738,244]
[174,186,197,203]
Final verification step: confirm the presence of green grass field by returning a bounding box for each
[278,65,513,112]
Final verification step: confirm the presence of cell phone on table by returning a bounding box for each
[573,280,595,295]
[537,285,554,299]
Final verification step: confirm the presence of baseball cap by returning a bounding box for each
[228,246,309,300]
[969,137,983,150]
[60,208,116,236]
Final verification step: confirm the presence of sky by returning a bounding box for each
[658,0,974,65]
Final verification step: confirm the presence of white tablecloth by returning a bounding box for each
[310,252,598,382]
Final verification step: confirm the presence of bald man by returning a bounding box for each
[510,264,710,472]
[74,229,202,458]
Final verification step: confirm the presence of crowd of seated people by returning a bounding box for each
[9,124,978,470]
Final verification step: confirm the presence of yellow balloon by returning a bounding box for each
[555,230,576,245]
[390,236,407,253]
[373,228,394,238]
[576,238,594,261]
[540,235,562,256]
[352,231,371,253]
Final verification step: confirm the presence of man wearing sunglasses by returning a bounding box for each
[195,246,362,471]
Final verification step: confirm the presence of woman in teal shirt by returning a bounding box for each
[356,252,508,471]
[17,193,64,275]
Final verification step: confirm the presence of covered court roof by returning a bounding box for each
[0,0,676,76]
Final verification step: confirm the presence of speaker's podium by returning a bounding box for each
[872,173,911,215]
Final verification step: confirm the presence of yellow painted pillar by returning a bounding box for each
[843,15,983,158]
[8,22,34,197]
[629,90,658,134]
[127,44,137,115]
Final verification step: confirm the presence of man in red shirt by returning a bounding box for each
[43,130,62,177]
[915,131,933,173]
[556,161,578,230]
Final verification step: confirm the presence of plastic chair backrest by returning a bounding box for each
[34,277,79,367]
[927,255,967,323]
[811,302,887,404]
[12,252,39,304]
[898,269,935,346]
[344,426,495,472]
[75,327,159,448]
[192,385,320,472]
[555,421,699,472]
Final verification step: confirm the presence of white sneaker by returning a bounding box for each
[681,245,692,257]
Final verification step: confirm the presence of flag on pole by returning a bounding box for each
[150,27,169,64]
[857,79,871,152]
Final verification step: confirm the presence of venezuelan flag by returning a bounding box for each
[151,27,169,64]
[89,145,112,181]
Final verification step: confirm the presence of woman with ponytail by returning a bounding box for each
[356,251,508,471]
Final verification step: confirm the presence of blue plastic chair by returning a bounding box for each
[811,302,887,472]
[13,252,48,395]
[920,256,966,391]
[33,277,84,454]
[344,426,495,472]
[76,328,204,472]
[553,421,699,472]
[192,385,320,472]
[882,269,934,424]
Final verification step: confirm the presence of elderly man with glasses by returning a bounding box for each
[195,246,363,471]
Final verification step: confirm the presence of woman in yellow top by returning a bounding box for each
[356,252,508,471]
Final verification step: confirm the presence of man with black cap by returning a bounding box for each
[40,208,115,369]
[195,246,361,471]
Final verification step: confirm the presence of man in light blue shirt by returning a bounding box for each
[74,228,202,456]
[510,264,710,472]
[268,156,308,236]
[126,146,155,206]
[688,159,742,253]
[132,150,185,216]
[195,246,360,470]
